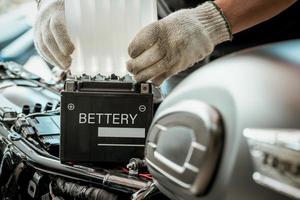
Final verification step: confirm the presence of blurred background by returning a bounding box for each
[0,0,36,62]
[0,0,32,13]
[0,0,58,83]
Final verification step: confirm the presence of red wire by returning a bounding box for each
[122,167,129,173]
[122,168,153,180]
[139,174,153,180]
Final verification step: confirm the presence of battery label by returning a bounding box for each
[61,89,153,163]
[98,127,145,138]
[79,113,138,125]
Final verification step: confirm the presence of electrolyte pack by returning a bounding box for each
[60,74,153,164]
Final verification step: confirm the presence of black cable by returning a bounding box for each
[0,151,14,184]
[55,178,118,200]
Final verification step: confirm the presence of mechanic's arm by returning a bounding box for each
[215,0,296,33]
[127,0,297,85]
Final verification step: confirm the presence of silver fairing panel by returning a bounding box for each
[146,40,300,200]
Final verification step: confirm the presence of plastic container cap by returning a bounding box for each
[65,0,158,77]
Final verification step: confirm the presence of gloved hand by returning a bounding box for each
[127,1,232,85]
[34,0,74,69]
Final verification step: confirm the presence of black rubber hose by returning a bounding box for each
[0,151,14,185]
[56,178,118,200]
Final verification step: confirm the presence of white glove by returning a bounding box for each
[127,1,232,85]
[34,0,74,69]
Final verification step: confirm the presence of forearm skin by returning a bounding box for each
[214,0,297,34]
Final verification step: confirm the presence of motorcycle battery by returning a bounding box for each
[60,75,153,164]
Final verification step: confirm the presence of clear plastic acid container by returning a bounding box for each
[65,0,158,77]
